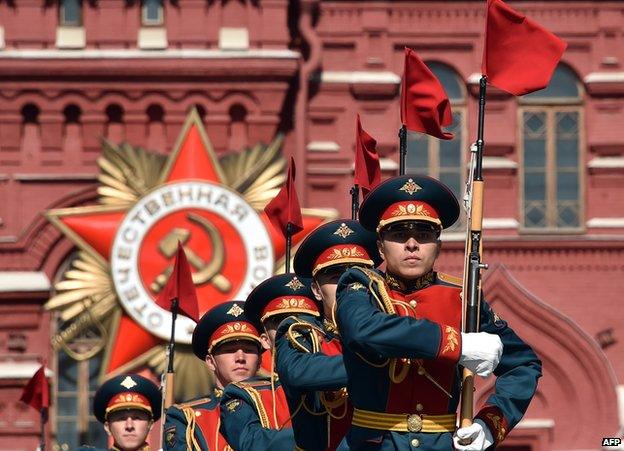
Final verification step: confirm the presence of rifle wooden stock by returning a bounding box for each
[164,372,175,408]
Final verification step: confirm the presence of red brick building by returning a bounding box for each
[0,1,622,450]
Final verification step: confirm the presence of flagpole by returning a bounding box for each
[285,223,293,273]
[164,298,178,409]
[39,408,47,451]
[350,185,359,220]
[398,125,407,175]
[459,75,488,433]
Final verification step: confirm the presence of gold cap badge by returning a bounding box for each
[120,376,137,389]
[334,223,355,239]
[285,277,304,291]
[399,179,422,196]
[227,304,244,318]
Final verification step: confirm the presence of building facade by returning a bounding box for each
[0,1,622,450]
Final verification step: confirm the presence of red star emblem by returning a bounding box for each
[46,111,334,375]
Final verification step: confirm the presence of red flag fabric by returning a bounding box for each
[156,243,199,322]
[264,157,303,236]
[354,114,381,195]
[482,0,567,96]
[20,364,49,411]
[401,47,453,140]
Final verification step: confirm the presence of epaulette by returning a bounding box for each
[173,396,212,409]
[233,378,272,389]
[436,272,462,287]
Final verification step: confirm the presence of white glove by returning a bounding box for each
[453,419,494,450]
[459,332,503,377]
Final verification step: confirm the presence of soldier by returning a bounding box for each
[218,273,318,451]
[163,300,264,450]
[273,219,382,450]
[79,374,161,451]
[335,175,542,450]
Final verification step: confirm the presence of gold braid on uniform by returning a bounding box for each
[181,407,202,451]
[320,388,349,420]
[355,267,420,383]
[232,383,272,429]
[286,319,349,419]
[286,320,323,354]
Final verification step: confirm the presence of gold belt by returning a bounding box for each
[352,408,456,433]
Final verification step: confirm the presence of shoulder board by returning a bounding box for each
[436,272,462,287]
[233,378,272,389]
[174,396,212,409]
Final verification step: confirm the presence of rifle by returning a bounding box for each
[459,76,489,430]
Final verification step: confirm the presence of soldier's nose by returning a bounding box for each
[405,237,419,250]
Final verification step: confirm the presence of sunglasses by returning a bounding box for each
[381,223,440,244]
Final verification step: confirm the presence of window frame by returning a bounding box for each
[53,340,106,450]
[518,103,585,234]
[141,0,165,27]
[59,0,83,27]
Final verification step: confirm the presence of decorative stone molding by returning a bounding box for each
[219,28,250,51]
[588,156,624,169]
[138,27,168,50]
[482,156,518,171]
[482,217,519,229]
[586,217,624,229]
[317,71,401,85]
[379,157,398,171]
[307,166,351,175]
[0,49,300,60]
[0,272,50,292]
[13,173,98,182]
[584,72,624,96]
[55,26,86,49]
[306,141,340,152]
[0,362,53,380]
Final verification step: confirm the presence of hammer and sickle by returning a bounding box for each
[151,212,232,293]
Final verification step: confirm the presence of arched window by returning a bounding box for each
[519,64,583,230]
[229,103,248,151]
[142,0,164,26]
[21,103,40,124]
[146,103,166,151]
[105,104,125,143]
[405,62,466,229]
[59,0,82,27]
[62,104,83,153]
[52,253,107,450]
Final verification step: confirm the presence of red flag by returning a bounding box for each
[156,243,199,322]
[354,114,381,196]
[482,0,567,96]
[20,364,49,411]
[401,47,453,140]
[264,157,303,236]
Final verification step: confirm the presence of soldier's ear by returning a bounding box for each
[103,421,112,437]
[311,280,323,301]
[377,239,386,261]
[205,354,217,372]
[147,420,154,432]
[259,333,271,351]
[435,239,441,258]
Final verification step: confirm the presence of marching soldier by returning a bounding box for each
[79,374,161,451]
[273,219,382,450]
[163,300,265,450]
[219,273,315,450]
[335,175,542,450]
